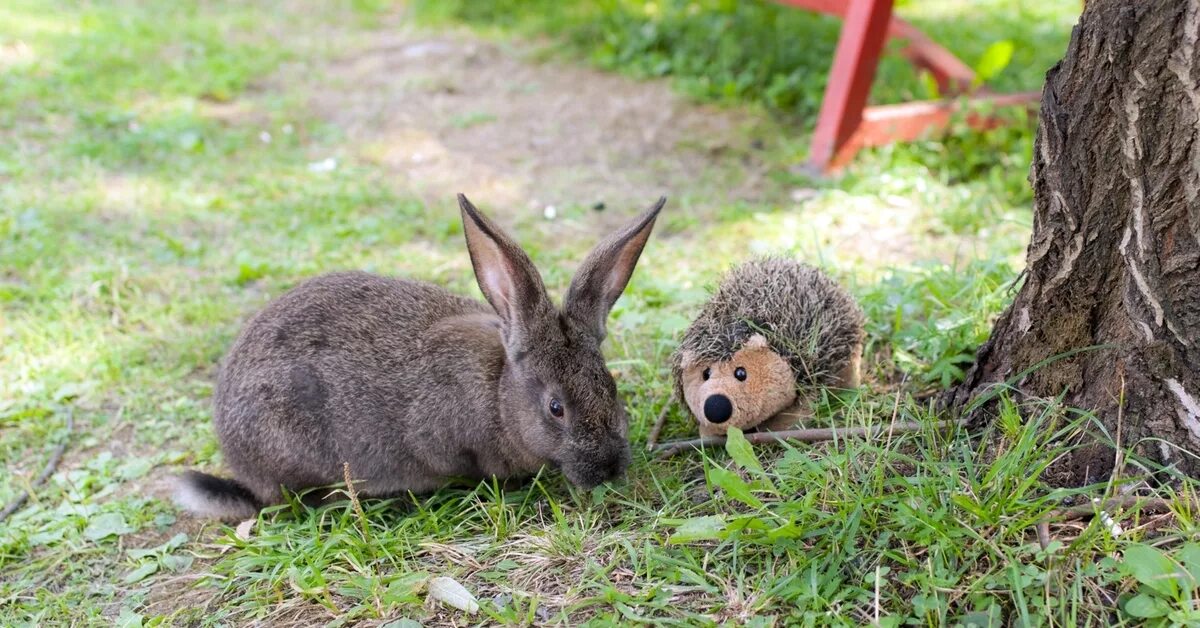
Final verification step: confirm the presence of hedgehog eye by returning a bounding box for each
[548,398,564,419]
[702,367,711,381]
[734,367,747,382]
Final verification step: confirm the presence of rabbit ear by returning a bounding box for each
[458,194,550,332]
[565,197,665,339]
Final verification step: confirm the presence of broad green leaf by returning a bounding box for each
[974,40,1015,86]
[117,457,154,481]
[959,607,1002,628]
[115,609,143,628]
[160,554,193,571]
[127,548,157,560]
[127,532,189,559]
[724,514,771,536]
[615,601,647,622]
[165,532,189,551]
[1168,608,1200,625]
[84,513,136,541]
[123,562,159,585]
[707,466,763,509]
[725,428,766,478]
[1176,543,1200,588]
[1123,592,1170,618]
[1123,544,1181,597]
[764,521,806,541]
[669,515,727,544]
[383,571,430,606]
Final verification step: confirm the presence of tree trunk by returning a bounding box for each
[945,0,1200,485]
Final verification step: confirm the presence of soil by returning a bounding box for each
[285,29,778,225]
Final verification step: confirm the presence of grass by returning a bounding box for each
[4,0,1200,625]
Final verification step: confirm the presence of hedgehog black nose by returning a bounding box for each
[704,394,734,423]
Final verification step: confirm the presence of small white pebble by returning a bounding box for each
[259,131,271,144]
[1094,498,1124,538]
[543,205,557,220]
[307,157,337,173]
[789,188,817,203]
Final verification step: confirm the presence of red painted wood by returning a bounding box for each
[828,91,1041,168]
[774,0,974,93]
[775,0,1038,172]
[807,0,894,170]
[773,0,847,15]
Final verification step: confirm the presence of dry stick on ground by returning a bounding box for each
[1035,521,1052,551]
[1047,496,1177,521]
[0,407,74,523]
[910,388,941,401]
[652,419,966,459]
[645,401,672,451]
[1032,496,1181,548]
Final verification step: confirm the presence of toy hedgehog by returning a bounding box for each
[671,258,866,436]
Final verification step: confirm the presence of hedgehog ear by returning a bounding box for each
[679,349,700,371]
[565,197,665,339]
[745,334,770,350]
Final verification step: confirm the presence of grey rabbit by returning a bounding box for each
[176,194,665,519]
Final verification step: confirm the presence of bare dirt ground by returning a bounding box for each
[257,23,1001,270]
[288,29,778,225]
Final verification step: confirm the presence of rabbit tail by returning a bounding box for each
[174,470,261,520]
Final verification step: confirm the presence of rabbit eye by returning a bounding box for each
[702,367,711,381]
[734,367,747,382]
[548,398,564,419]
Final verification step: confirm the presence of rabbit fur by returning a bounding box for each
[176,194,665,519]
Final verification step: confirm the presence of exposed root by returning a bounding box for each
[644,400,672,451]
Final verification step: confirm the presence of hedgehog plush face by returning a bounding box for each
[678,334,798,436]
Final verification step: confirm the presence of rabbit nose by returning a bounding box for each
[605,455,627,481]
[704,394,734,423]
[606,440,630,476]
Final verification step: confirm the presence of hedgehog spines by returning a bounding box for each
[671,257,865,399]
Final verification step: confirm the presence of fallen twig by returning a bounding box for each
[1035,521,1051,551]
[1046,496,1177,522]
[645,401,672,451]
[652,419,966,459]
[0,407,74,523]
[911,388,941,401]
[1032,496,1182,547]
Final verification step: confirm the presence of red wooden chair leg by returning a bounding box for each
[777,0,1039,172]
[807,0,894,171]
[775,1,977,95]
[888,17,975,94]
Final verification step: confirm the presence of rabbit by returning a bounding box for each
[176,194,665,519]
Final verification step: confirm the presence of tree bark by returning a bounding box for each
[945,0,1200,485]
